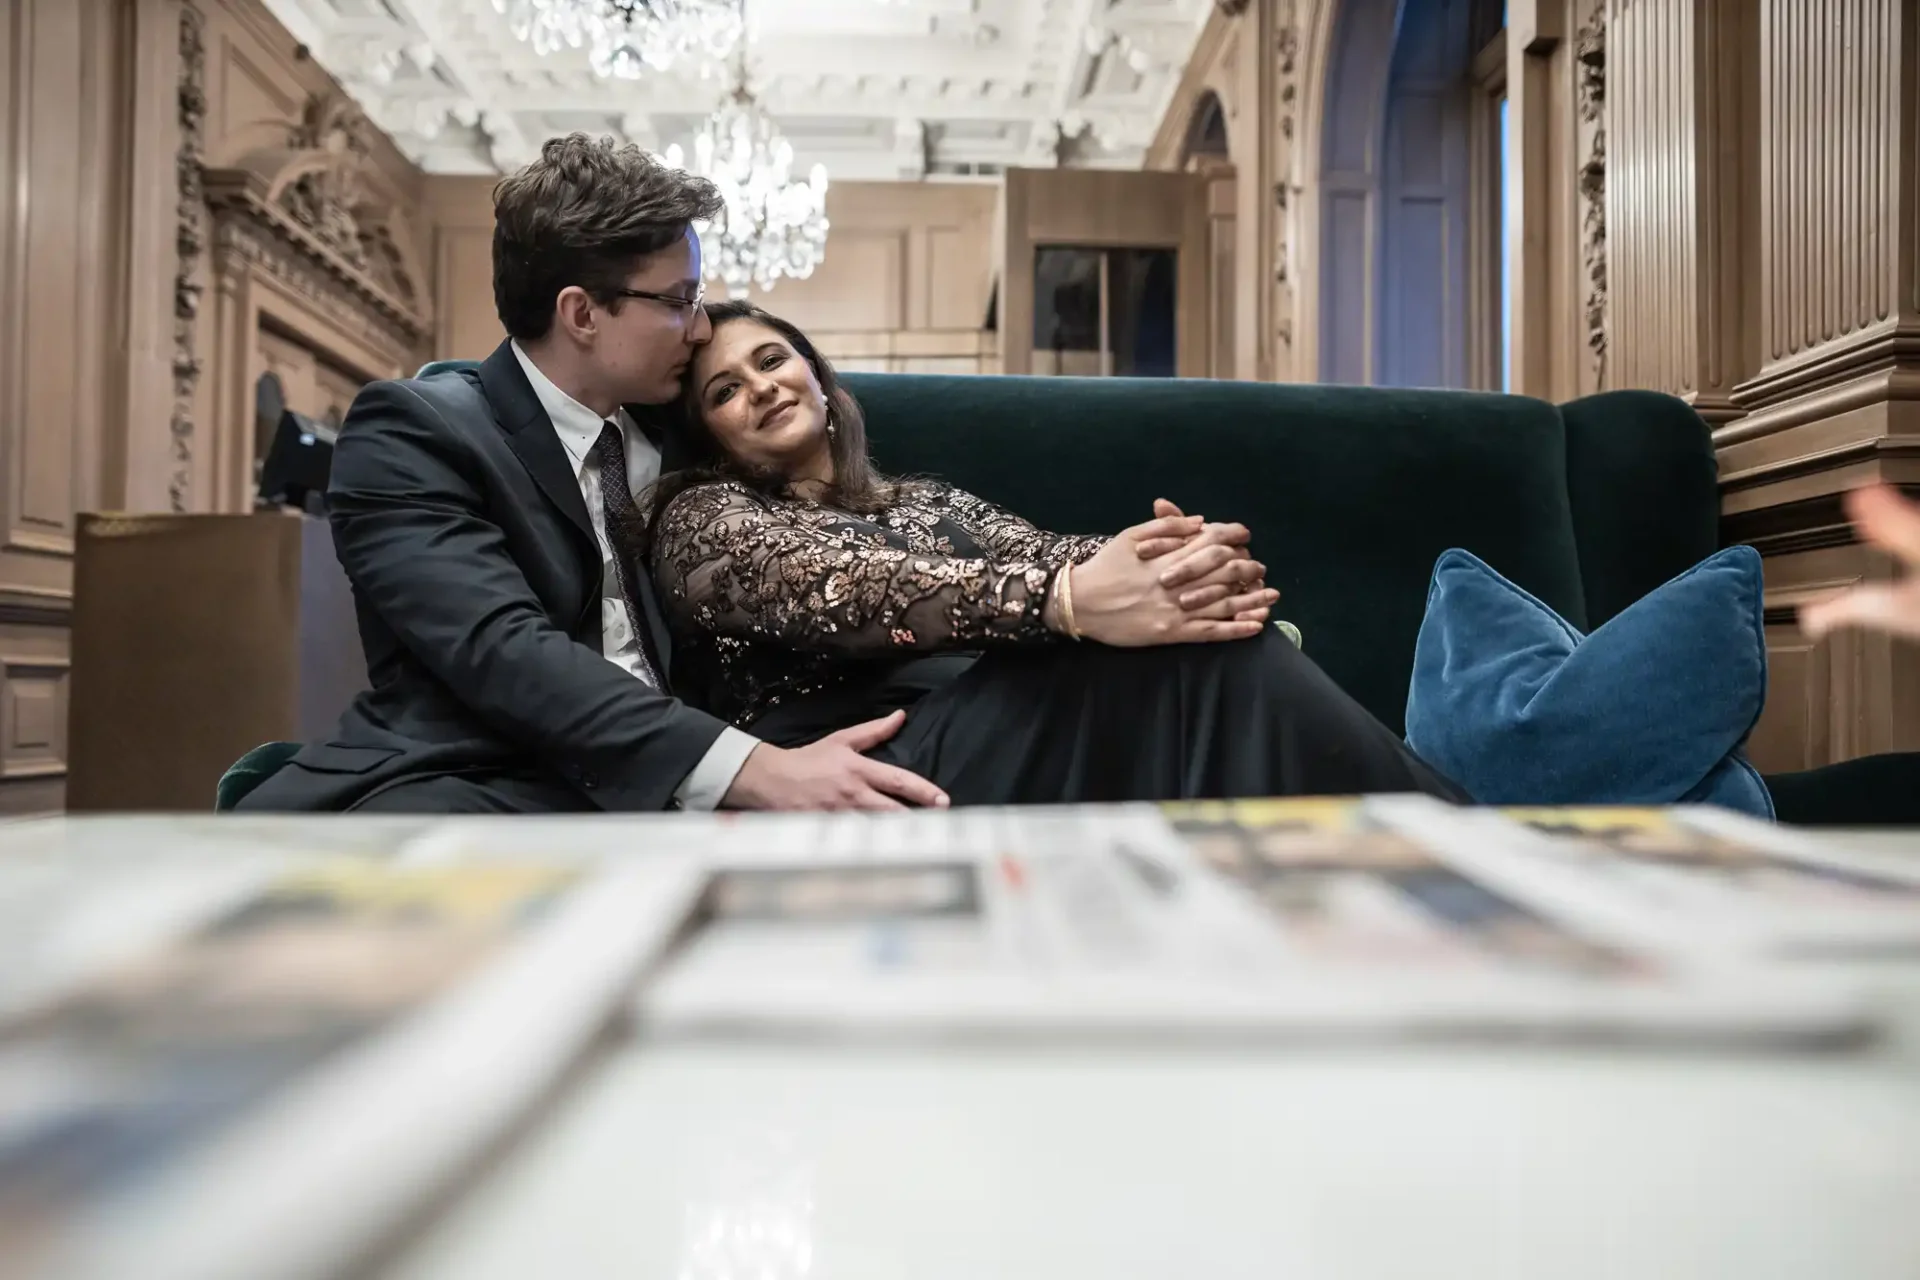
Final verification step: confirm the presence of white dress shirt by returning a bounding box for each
[510,341,758,809]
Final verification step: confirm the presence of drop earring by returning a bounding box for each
[825,408,837,439]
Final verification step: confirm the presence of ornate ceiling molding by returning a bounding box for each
[261,0,1217,179]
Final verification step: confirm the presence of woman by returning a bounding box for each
[642,299,1461,808]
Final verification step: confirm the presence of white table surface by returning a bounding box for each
[388,814,1920,1280]
[381,1026,1920,1280]
[16,816,1920,1279]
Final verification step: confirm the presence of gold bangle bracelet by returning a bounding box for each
[1057,564,1082,640]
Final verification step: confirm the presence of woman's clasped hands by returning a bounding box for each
[1054,498,1278,646]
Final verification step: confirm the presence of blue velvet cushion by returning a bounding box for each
[1405,546,1773,818]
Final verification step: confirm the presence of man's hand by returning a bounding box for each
[1137,498,1272,622]
[1801,485,1920,640]
[722,711,949,811]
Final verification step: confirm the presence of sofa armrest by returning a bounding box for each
[1765,753,1920,827]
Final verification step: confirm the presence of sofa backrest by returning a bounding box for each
[1558,389,1720,629]
[846,373,1591,736]
[405,360,1717,737]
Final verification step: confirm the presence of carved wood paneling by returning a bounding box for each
[1709,0,1918,772]
[179,0,434,513]
[173,2,207,513]
[1755,576,1865,774]
[0,623,71,815]
[1575,1,1607,390]
[0,0,135,810]
[1604,0,1752,420]
[1,655,71,783]
[1753,627,1837,773]
[1746,541,1920,771]
[1607,0,1699,397]
[1754,0,1900,378]
[1723,0,1916,443]
[1270,2,1302,380]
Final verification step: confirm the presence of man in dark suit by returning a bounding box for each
[241,135,947,814]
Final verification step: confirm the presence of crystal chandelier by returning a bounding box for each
[490,0,742,80]
[665,85,830,296]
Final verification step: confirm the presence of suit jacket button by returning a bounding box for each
[580,772,599,789]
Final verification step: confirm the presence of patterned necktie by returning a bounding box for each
[593,420,664,689]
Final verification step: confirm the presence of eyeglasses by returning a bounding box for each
[612,283,706,315]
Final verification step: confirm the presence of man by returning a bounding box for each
[243,135,1256,814]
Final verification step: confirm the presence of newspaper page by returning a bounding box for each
[639,806,1298,1040]
[1167,796,1867,1043]
[637,800,1866,1047]
[0,853,704,1280]
[0,819,444,1022]
[1448,803,1920,957]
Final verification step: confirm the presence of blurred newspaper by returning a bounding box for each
[620,798,1871,1047]
[0,844,704,1280]
[0,800,1905,1280]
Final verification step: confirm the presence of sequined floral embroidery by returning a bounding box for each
[650,480,1107,727]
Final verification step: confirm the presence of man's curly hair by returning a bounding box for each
[491,133,722,341]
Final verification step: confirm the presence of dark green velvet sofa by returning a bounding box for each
[845,373,1916,827]
[216,367,1919,824]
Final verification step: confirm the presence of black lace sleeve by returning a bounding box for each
[652,482,1060,655]
[926,486,1111,567]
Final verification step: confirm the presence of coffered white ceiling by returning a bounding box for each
[260,0,1214,181]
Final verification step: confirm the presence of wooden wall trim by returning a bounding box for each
[1717,349,1920,445]
[172,1,208,514]
[1726,322,1920,420]
[0,586,74,627]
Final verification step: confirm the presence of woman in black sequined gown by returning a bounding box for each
[641,301,1459,807]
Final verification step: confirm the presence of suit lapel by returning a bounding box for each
[479,341,596,548]
[476,343,683,682]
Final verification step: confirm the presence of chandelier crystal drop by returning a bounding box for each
[489,0,742,80]
[665,87,830,296]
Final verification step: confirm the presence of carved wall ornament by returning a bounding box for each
[211,218,421,358]
[172,4,208,514]
[1575,2,1607,388]
[200,90,434,345]
[281,95,375,272]
[1272,4,1301,357]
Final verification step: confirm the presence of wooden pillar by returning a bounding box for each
[1197,160,1240,379]
[1235,0,1279,382]
[1605,0,1755,424]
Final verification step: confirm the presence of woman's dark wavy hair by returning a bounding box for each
[639,299,900,549]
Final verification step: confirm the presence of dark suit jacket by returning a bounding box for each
[240,340,732,812]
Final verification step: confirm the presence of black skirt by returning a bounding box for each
[749,629,1463,806]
